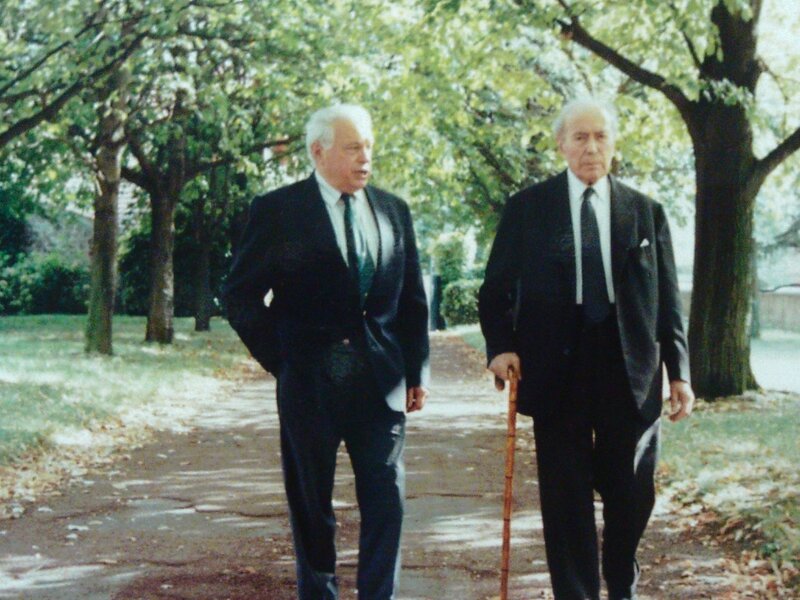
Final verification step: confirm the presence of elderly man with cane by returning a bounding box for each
[480,97,695,600]
[225,103,429,600]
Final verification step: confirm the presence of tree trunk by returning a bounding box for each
[85,69,127,354]
[192,193,213,332]
[750,244,760,339]
[146,192,177,343]
[194,239,213,332]
[687,102,759,398]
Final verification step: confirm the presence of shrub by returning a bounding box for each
[0,253,88,315]
[117,224,151,316]
[441,278,481,326]
[431,232,465,289]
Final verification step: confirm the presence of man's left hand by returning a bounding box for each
[668,380,695,422]
[406,386,428,413]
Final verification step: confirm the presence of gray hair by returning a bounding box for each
[305,103,374,163]
[553,97,619,141]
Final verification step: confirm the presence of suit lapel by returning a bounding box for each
[300,174,348,271]
[609,175,638,289]
[549,171,576,301]
[364,185,391,299]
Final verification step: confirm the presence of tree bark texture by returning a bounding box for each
[687,101,758,397]
[146,193,177,343]
[192,194,213,332]
[194,240,213,332]
[85,70,128,354]
[749,245,760,339]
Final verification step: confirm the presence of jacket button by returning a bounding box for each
[362,310,367,316]
[342,338,350,346]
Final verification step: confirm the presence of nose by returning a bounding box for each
[358,147,370,163]
[586,136,598,153]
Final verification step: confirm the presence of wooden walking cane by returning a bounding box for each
[500,366,519,600]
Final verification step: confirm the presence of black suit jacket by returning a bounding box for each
[479,171,689,422]
[224,175,429,412]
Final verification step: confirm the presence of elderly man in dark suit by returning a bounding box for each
[224,103,429,600]
[479,98,695,600]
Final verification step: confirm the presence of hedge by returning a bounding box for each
[441,278,481,326]
[0,253,89,315]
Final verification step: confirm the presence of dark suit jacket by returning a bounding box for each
[224,175,430,412]
[479,171,689,422]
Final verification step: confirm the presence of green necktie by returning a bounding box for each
[341,194,375,305]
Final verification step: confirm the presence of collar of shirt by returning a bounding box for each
[566,168,610,213]
[313,170,378,264]
[314,170,368,209]
[566,168,615,304]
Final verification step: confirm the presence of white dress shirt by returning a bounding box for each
[315,171,379,266]
[567,168,615,304]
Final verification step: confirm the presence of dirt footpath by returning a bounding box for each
[0,334,753,599]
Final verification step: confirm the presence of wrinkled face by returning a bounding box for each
[558,107,615,186]
[312,118,372,194]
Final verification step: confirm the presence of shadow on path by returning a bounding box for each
[0,334,747,599]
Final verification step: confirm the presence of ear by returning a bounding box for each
[311,140,323,162]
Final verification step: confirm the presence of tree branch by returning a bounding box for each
[187,135,300,179]
[474,142,519,190]
[0,88,43,106]
[752,125,800,185]
[0,33,145,149]
[122,130,159,195]
[554,10,694,120]
[120,164,150,192]
[760,58,792,104]
[0,8,108,98]
[0,39,73,98]
[467,165,504,215]
[669,1,702,71]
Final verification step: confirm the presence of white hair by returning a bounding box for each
[305,103,374,163]
[554,97,619,141]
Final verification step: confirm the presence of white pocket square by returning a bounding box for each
[639,238,651,248]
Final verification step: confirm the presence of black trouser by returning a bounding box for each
[276,340,406,600]
[533,312,660,600]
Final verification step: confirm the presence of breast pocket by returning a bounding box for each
[630,243,655,274]
[625,243,657,306]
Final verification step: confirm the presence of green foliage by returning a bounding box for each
[116,215,151,316]
[358,0,574,241]
[0,253,89,315]
[431,232,466,287]
[441,278,481,326]
[3,0,798,343]
[0,0,152,149]
[117,169,251,318]
[0,204,30,260]
[111,0,332,187]
[521,0,800,214]
[0,138,79,260]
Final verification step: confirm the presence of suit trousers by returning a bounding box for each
[276,339,406,600]
[532,311,660,600]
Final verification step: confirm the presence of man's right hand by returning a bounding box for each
[488,352,521,391]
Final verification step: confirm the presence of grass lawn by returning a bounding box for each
[455,324,800,582]
[661,395,800,568]
[0,315,248,467]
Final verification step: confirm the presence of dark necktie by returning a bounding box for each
[341,193,375,305]
[581,187,610,322]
